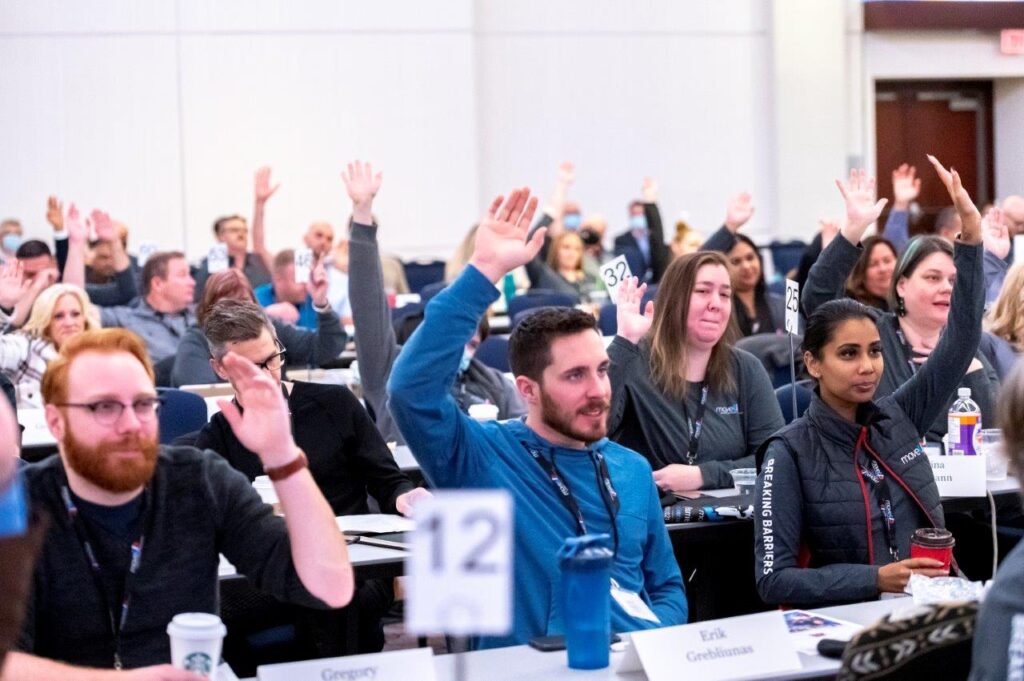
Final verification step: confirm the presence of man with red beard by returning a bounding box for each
[5,328,353,679]
[388,188,686,650]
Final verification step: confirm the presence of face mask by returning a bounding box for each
[2,234,22,253]
[459,349,473,374]
[563,213,582,231]
[629,215,647,232]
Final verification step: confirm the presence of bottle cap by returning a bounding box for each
[957,387,971,398]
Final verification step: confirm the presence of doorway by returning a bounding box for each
[875,80,994,235]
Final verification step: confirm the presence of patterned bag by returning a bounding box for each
[838,601,977,681]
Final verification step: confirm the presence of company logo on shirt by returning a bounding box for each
[715,404,739,415]
[900,443,925,465]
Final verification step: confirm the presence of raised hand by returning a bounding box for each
[557,160,575,188]
[927,154,981,244]
[264,302,300,325]
[307,254,329,307]
[819,218,841,250]
[836,168,888,244]
[46,196,64,231]
[724,192,755,233]
[615,276,654,344]
[641,177,658,203]
[468,188,543,283]
[64,203,88,245]
[90,209,117,242]
[982,206,1010,260]
[216,352,299,468]
[0,261,31,309]
[254,166,280,204]
[891,163,921,211]
[341,160,382,225]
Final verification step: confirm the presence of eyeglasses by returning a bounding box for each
[56,397,164,425]
[256,341,287,372]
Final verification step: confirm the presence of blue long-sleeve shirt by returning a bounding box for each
[387,264,687,649]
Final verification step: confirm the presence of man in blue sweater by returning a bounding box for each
[388,188,686,649]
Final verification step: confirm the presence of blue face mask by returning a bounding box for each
[2,234,22,253]
[563,213,582,231]
[459,349,473,374]
[629,214,647,232]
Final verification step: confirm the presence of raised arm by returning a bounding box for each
[801,169,887,316]
[884,163,920,252]
[251,166,279,273]
[700,192,754,253]
[607,276,654,435]
[388,189,544,484]
[981,207,1011,304]
[216,351,353,608]
[893,155,985,434]
[641,177,671,283]
[60,204,87,289]
[342,160,406,442]
[83,211,137,306]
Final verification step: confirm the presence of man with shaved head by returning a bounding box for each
[1002,195,1024,237]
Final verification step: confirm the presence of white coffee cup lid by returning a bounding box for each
[468,403,499,420]
[167,612,226,639]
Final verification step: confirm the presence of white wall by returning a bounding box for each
[1,0,865,263]
[994,79,1024,200]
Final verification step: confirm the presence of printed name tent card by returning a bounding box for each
[627,610,802,681]
[257,647,435,681]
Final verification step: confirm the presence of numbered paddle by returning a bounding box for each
[599,254,633,304]
[784,279,800,419]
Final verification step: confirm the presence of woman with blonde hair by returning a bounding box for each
[986,262,1024,352]
[0,284,100,408]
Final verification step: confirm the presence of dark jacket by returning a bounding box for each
[970,537,1024,680]
[170,312,347,387]
[54,236,139,307]
[611,203,671,284]
[802,234,999,442]
[192,253,272,302]
[607,339,784,489]
[755,240,985,608]
[195,381,413,515]
[18,447,324,669]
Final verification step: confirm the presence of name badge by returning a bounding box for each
[621,610,801,681]
[257,647,435,681]
[610,578,660,623]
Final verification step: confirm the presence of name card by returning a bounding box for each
[599,254,633,304]
[406,490,513,635]
[294,247,313,283]
[257,647,435,681]
[17,409,55,448]
[624,610,801,681]
[928,454,987,498]
[784,279,800,334]
[207,243,230,273]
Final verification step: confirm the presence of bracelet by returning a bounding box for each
[264,449,308,482]
[312,300,331,314]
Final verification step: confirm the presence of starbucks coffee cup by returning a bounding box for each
[468,403,499,421]
[167,612,226,679]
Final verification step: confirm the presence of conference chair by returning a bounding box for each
[506,290,577,322]
[735,333,804,389]
[774,380,814,424]
[474,336,511,373]
[767,240,807,278]
[401,260,446,295]
[419,280,447,302]
[598,304,618,336]
[157,388,209,445]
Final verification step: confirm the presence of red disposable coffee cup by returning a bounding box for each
[910,528,955,572]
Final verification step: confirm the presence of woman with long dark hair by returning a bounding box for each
[754,157,984,607]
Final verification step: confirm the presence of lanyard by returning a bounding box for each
[894,328,920,376]
[683,383,709,465]
[858,456,900,563]
[61,485,149,670]
[527,446,621,555]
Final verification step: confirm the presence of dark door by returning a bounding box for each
[875,80,994,235]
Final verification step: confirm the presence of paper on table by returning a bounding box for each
[336,514,415,534]
[702,487,741,499]
[784,610,862,653]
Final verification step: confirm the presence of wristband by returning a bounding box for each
[264,449,308,482]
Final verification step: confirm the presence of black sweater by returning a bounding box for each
[195,381,414,516]
[19,447,324,669]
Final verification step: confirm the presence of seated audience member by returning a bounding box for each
[879,163,922,253]
[844,235,898,311]
[170,268,346,387]
[0,284,99,408]
[303,221,354,325]
[701,193,784,336]
[0,218,23,264]
[670,218,702,259]
[6,328,352,677]
[802,168,1000,442]
[983,262,1024,375]
[526,231,604,303]
[100,251,196,365]
[50,202,138,307]
[970,361,1024,680]
[344,162,524,444]
[195,299,426,654]
[388,188,687,649]
[579,213,611,269]
[977,206,1014,305]
[0,261,58,331]
[192,167,278,300]
[1003,194,1024,237]
[15,241,57,283]
[755,156,983,607]
[612,181,671,284]
[254,249,326,331]
[608,253,784,492]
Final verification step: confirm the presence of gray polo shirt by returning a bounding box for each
[100,299,195,363]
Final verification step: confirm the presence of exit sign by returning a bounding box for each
[1002,30,1024,55]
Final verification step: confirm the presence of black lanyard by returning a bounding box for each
[894,328,920,376]
[858,455,900,563]
[527,446,620,555]
[61,485,150,670]
[683,383,709,465]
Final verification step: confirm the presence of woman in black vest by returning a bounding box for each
[754,158,985,607]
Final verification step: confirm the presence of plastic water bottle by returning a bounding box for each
[558,534,613,670]
[947,387,981,455]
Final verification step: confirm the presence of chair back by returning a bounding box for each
[598,304,618,336]
[420,281,448,302]
[506,290,577,321]
[474,336,511,373]
[157,387,209,444]
[735,332,803,389]
[767,240,807,278]
[401,260,446,295]
[774,380,814,424]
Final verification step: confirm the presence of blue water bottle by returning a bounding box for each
[557,533,613,670]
